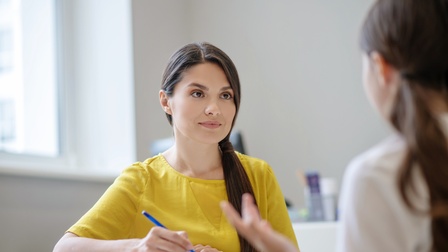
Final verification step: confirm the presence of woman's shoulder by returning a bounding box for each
[341,135,407,199]
[141,154,167,167]
[339,135,406,209]
[347,135,406,178]
[236,152,270,166]
[121,154,168,178]
[236,152,275,176]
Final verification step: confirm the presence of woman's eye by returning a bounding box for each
[221,93,233,100]
[191,91,204,98]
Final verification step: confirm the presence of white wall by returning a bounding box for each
[133,0,389,207]
[132,0,190,161]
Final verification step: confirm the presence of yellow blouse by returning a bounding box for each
[68,153,298,251]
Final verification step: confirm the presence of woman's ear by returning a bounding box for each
[159,90,172,115]
[370,51,399,87]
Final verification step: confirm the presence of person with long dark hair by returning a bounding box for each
[53,42,298,252]
[220,0,448,251]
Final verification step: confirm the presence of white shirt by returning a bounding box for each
[336,114,448,252]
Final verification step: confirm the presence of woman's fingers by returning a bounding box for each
[221,193,295,252]
[241,193,261,224]
[193,244,222,252]
[220,193,264,237]
[144,227,194,251]
[220,201,242,227]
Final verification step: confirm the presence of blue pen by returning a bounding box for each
[142,210,194,252]
[142,210,166,228]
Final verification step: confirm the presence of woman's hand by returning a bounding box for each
[134,226,194,252]
[220,193,299,252]
[193,244,222,252]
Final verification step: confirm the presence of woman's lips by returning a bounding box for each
[199,121,221,129]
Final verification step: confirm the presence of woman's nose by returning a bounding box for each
[205,102,220,116]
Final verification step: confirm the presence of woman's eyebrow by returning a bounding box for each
[188,83,208,90]
[188,83,232,91]
[221,86,233,92]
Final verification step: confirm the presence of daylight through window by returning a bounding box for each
[0,0,59,157]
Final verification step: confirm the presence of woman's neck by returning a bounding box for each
[163,143,224,180]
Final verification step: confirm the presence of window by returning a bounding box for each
[0,0,59,157]
[0,0,136,176]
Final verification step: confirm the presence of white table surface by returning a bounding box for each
[293,221,339,252]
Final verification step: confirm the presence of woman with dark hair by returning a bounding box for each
[53,42,298,252]
[339,0,448,251]
[221,0,448,251]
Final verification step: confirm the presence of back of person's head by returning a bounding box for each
[161,42,257,252]
[360,0,448,250]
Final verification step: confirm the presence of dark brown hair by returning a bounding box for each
[360,0,448,250]
[161,42,257,252]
